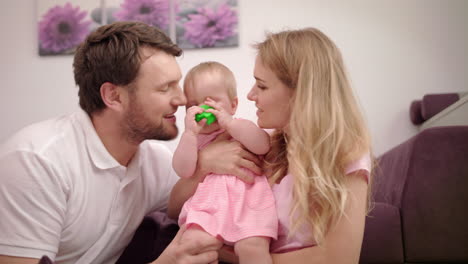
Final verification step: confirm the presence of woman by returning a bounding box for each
[245,27,372,263]
[170,27,372,263]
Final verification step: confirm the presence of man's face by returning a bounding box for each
[122,48,186,143]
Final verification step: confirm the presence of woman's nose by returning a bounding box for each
[247,88,256,101]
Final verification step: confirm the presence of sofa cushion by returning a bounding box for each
[360,202,404,264]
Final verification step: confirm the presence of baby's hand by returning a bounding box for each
[204,98,233,129]
[185,106,207,134]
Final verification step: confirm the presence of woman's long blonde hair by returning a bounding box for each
[258,28,372,245]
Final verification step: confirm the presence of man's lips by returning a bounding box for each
[164,113,176,122]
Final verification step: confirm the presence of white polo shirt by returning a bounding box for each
[0,110,179,264]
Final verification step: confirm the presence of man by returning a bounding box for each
[0,22,260,264]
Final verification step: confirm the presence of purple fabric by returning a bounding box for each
[402,126,468,262]
[360,203,404,264]
[39,256,54,264]
[409,93,459,125]
[371,134,417,208]
[116,211,179,264]
[420,93,459,120]
[409,100,424,125]
[360,126,468,263]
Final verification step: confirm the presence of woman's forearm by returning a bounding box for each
[167,168,205,219]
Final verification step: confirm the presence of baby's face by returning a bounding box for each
[185,72,237,115]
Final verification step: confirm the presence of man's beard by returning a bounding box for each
[122,99,178,144]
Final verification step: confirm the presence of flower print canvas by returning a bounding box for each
[106,0,170,35]
[37,0,98,56]
[37,0,238,55]
[176,0,238,49]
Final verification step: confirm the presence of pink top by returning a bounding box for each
[270,154,372,253]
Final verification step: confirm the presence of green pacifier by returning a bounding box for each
[195,105,217,125]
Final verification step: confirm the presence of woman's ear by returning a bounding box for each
[230,97,238,115]
[100,82,125,112]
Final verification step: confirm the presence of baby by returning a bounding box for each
[173,62,277,264]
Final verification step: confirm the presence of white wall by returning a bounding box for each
[1,0,467,155]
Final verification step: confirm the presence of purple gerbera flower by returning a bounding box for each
[38,3,92,53]
[114,0,169,30]
[183,4,237,48]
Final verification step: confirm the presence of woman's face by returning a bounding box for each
[247,56,293,130]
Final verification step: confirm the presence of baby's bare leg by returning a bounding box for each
[234,236,271,264]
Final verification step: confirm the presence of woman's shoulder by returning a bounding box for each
[344,152,372,183]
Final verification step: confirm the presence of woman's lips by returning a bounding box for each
[256,107,263,116]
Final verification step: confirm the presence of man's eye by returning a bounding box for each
[158,85,169,92]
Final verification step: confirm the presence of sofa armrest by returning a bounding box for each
[360,202,404,264]
[400,126,468,262]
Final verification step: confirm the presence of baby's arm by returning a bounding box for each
[226,119,270,155]
[204,98,270,155]
[172,106,206,178]
[172,131,198,178]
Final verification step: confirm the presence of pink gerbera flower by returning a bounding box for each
[38,2,92,54]
[183,3,237,48]
[114,0,169,30]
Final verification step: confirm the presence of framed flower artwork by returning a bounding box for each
[37,0,238,56]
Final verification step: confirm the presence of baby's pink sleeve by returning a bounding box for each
[344,153,371,184]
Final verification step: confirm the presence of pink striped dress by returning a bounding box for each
[178,129,278,244]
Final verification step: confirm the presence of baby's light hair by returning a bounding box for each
[184,61,237,99]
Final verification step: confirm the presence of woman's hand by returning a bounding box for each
[198,131,263,184]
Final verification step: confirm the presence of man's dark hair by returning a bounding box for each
[73,21,182,115]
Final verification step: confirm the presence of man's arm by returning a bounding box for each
[167,132,263,219]
[0,151,64,262]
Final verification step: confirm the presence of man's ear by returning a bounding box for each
[100,82,125,111]
[230,97,238,115]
